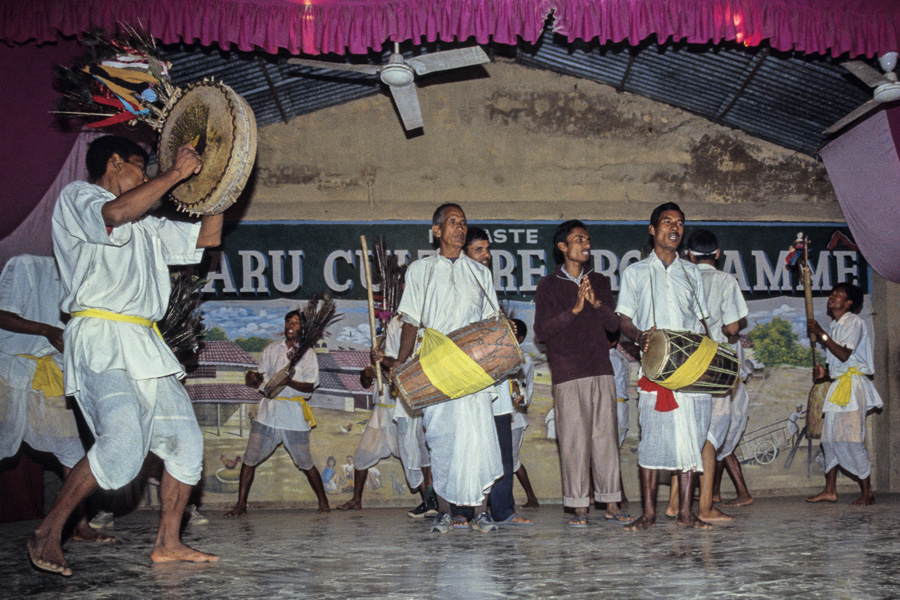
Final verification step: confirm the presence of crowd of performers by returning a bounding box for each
[0,136,882,576]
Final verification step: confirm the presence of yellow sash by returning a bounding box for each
[829,367,861,407]
[72,308,163,340]
[659,336,718,390]
[18,354,64,397]
[617,398,627,403]
[275,396,317,428]
[419,328,495,400]
[375,402,396,409]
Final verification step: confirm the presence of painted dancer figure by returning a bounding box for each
[225,310,330,517]
[0,255,113,545]
[665,229,747,522]
[805,283,882,506]
[534,220,623,528]
[618,203,713,530]
[30,135,220,576]
[395,204,503,534]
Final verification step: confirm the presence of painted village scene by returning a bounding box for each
[127,221,876,511]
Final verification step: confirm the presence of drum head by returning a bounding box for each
[158,81,257,216]
[641,329,669,379]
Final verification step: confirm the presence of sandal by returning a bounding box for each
[568,516,588,528]
[452,515,469,529]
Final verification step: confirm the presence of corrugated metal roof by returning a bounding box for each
[159,32,880,155]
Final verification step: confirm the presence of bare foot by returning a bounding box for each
[317,504,331,514]
[805,491,838,503]
[711,493,721,503]
[850,494,875,506]
[623,515,655,531]
[698,506,734,523]
[676,514,713,529]
[151,542,219,564]
[336,499,361,511]
[224,505,246,518]
[664,504,678,518]
[72,523,116,543]
[723,495,754,507]
[522,499,540,509]
[27,536,72,577]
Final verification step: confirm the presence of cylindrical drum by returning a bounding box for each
[394,318,524,410]
[806,381,829,439]
[157,80,257,216]
[641,329,739,395]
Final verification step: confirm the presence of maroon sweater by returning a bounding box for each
[533,266,620,385]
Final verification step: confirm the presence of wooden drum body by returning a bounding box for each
[641,329,739,395]
[806,381,829,439]
[158,80,257,216]
[394,317,524,410]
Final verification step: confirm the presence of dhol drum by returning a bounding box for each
[157,79,257,216]
[641,329,739,395]
[805,381,830,439]
[394,317,524,410]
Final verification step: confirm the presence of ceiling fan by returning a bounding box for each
[823,52,900,135]
[288,43,489,131]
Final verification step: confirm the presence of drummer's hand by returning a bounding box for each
[245,371,264,388]
[639,327,655,353]
[371,346,384,363]
[812,364,827,382]
[43,325,64,353]
[172,143,203,179]
[807,318,826,341]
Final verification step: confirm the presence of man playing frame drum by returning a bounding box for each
[394,204,503,533]
[617,202,713,530]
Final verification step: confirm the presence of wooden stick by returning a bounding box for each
[800,235,819,368]
[360,235,383,391]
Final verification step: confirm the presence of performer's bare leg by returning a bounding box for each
[720,453,754,507]
[712,459,725,503]
[698,442,732,522]
[850,476,875,506]
[665,473,679,517]
[515,464,539,508]
[624,466,657,531]
[59,465,115,543]
[302,466,330,513]
[337,468,367,510]
[806,466,838,503]
[150,469,217,564]
[224,463,255,518]
[676,470,712,529]
[28,457,98,576]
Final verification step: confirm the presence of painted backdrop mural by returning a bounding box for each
[169,221,872,509]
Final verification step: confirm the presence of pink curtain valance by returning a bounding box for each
[2,0,898,58]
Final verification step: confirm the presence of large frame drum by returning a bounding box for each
[806,381,829,439]
[394,317,524,410]
[642,329,739,395]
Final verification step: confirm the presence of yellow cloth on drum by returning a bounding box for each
[419,327,495,399]
[18,354,64,397]
[276,396,316,428]
[72,308,163,341]
[659,335,718,390]
[828,367,861,407]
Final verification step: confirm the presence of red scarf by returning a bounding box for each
[638,376,679,412]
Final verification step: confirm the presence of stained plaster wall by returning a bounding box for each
[232,59,899,492]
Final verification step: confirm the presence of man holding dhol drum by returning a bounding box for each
[618,202,713,530]
[30,135,220,576]
[395,204,503,534]
[534,220,624,528]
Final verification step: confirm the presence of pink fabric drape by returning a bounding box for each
[819,106,900,284]
[2,0,898,57]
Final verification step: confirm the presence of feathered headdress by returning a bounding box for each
[53,25,178,130]
[373,237,406,322]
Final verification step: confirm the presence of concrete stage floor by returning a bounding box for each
[5,495,898,599]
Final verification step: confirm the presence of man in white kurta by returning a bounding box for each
[806,283,882,506]
[226,310,329,517]
[395,204,503,534]
[30,135,220,576]
[618,203,712,530]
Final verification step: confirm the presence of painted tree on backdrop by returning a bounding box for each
[748,317,823,367]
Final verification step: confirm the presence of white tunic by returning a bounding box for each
[52,181,203,394]
[511,353,534,431]
[397,252,502,505]
[255,340,320,432]
[822,312,882,414]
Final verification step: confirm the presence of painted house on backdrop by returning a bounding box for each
[315,349,375,411]
[185,340,260,436]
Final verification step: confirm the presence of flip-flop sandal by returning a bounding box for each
[568,516,588,528]
[452,515,469,529]
[499,513,534,526]
[605,512,632,522]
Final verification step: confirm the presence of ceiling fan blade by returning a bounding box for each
[842,61,885,88]
[388,83,423,130]
[822,99,880,135]
[405,46,489,76]
[287,58,381,75]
